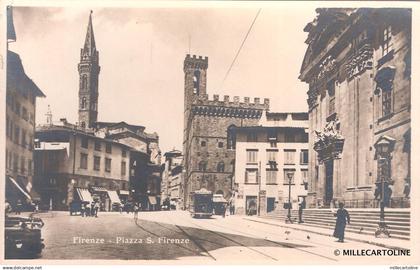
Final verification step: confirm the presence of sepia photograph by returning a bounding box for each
[1,0,419,266]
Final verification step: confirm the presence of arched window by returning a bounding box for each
[217,161,225,172]
[81,97,87,109]
[82,75,88,89]
[198,161,207,172]
[193,70,200,95]
[227,125,236,150]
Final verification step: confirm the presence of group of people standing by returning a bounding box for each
[80,201,100,218]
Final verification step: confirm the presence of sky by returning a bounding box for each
[9,4,316,153]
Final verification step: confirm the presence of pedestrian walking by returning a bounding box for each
[94,201,99,218]
[133,203,139,221]
[298,199,306,223]
[333,202,350,242]
[81,203,85,217]
[85,203,91,217]
[15,199,22,215]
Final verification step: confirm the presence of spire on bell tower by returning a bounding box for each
[78,11,100,129]
[83,10,96,57]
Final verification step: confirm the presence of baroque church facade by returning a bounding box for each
[299,8,411,208]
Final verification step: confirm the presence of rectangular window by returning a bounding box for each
[15,102,21,116]
[382,90,392,117]
[266,150,277,162]
[105,158,112,172]
[20,157,25,174]
[81,137,88,149]
[14,127,20,145]
[283,169,295,185]
[28,160,33,175]
[13,154,18,172]
[247,131,257,142]
[80,153,88,169]
[245,169,258,184]
[266,170,277,184]
[22,107,28,121]
[6,150,9,169]
[284,150,296,165]
[246,149,258,163]
[106,143,112,153]
[300,150,309,164]
[28,134,33,150]
[94,156,101,171]
[122,149,127,157]
[94,141,102,151]
[6,116,9,138]
[269,141,277,148]
[21,130,27,149]
[121,161,126,176]
[382,25,392,56]
[301,169,308,186]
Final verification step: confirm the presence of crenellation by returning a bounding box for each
[233,96,240,104]
[192,93,269,110]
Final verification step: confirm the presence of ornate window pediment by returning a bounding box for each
[313,118,344,163]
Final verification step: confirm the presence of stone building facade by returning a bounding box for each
[299,8,411,208]
[182,54,269,207]
[6,50,45,208]
[34,121,130,210]
[232,112,309,215]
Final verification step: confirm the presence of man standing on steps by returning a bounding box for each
[333,202,350,242]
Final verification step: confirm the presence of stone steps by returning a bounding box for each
[263,209,410,240]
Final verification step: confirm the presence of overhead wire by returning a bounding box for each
[220,8,262,90]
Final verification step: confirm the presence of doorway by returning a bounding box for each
[246,196,257,216]
[267,197,275,213]
[325,159,334,206]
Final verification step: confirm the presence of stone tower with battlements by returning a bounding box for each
[78,11,100,129]
[182,54,270,206]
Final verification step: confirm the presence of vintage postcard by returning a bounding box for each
[1,0,419,267]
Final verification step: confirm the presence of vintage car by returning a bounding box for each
[5,216,45,258]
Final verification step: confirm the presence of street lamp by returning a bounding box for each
[285,171,294,224]
[375,140,391,238]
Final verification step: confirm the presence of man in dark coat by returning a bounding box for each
[333,202,350,242]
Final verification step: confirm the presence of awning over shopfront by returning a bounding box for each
[91,186,108,193]
[76,188,93,203]
[7,176,31,200]
[148,196,157,205]
[107,190,121,204]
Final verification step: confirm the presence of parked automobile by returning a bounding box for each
[5,216,45,259]
[69,201,85,216]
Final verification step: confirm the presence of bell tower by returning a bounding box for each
[78,11,100,129]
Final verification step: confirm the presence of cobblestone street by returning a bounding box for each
[21,210,405,263]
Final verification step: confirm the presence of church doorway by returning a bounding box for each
[325,160,334,206]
